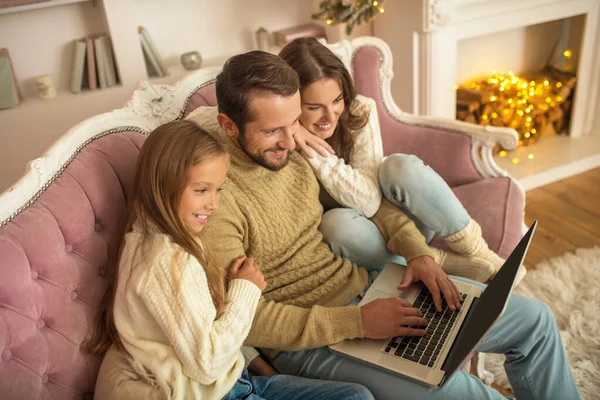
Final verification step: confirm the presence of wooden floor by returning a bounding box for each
[524,166,600,268]
[483,167,600,397]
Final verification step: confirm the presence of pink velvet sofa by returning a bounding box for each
[0,37,524,399]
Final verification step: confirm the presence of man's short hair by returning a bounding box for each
[216,51,299,130]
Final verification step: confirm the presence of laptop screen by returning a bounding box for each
[441,221,537,380]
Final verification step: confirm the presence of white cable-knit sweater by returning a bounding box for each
[305,95,384,218]
[112,224,262,400]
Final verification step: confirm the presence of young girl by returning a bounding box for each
[279,37,522,284]
[89,120,373,400]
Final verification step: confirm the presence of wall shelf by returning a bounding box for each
[0,0,91,15]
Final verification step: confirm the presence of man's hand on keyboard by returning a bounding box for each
[398,256,462,312]
[360,297,428,339]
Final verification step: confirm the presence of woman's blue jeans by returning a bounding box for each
[380,153,471,241]
[273,279,580,400]
[223,369,374,400]
[318,153,472,272]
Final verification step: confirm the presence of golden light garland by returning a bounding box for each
[456,66,575,149]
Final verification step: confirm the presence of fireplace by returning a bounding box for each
[375,0,600,189]
[455,16,583,149]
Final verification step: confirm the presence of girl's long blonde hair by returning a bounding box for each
[89,120,228,354]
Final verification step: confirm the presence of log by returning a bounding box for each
[456,65,575,149]
[456,98,480,113]
[457,87,493,104]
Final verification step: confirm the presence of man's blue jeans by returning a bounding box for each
[273,271,579,400]
[223,369,374,400]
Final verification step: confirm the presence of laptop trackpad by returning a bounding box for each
[363,289,419,305]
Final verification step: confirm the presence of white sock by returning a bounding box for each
[444,219,505,272]
[430,247,496,283]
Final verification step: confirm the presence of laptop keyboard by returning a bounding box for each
[382,287,467,368]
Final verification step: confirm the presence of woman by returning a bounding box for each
[279,37,517,283]
[89,120,373,400]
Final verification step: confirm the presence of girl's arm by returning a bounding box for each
[138,253,262,385]
[303,96,384,218]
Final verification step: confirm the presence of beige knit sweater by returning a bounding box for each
[188,107,434,354]
[112,224,262,400]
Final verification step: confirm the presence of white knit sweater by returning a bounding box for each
[113,224,262,400]
[305,95,384,218]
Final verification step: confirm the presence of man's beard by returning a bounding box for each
[238,131,290,171]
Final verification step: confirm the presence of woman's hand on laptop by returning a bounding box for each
[360,297,428,339]
[399,256,462,313]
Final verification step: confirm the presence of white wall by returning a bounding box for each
[0,2,107,97]
[456,17,583,83]
[130,0,316,68]
[373,0,423,114]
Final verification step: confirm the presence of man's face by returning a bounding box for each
[237,91,302,171]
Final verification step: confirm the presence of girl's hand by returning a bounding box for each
[294,123,335,158]
[229,256,267,291]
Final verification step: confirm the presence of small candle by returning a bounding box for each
[35,75,56,100]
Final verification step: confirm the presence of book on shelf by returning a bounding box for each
[101,35,118,87]
[138,26,168,78]
[272,23,326,47]
[141,47,160,78]
[70,34,119,93]
[70,38,87,93]
[85,37,97,90]
[93,35,108,89]
[0,57,20,109]
[0,48,23,101]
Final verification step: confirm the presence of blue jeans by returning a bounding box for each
[319,154,472,272]
[273,271,580,400]
[223,369,374,400]
[379,153,471,241]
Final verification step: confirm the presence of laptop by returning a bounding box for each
[330,221,537,387]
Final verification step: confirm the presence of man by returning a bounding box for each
[189,51,579,400]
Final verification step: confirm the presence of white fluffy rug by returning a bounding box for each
[484,247,600,400]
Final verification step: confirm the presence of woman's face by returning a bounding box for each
[178,154,228,233]
[299,78,345,140]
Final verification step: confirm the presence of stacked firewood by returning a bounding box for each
[456,66,576,148]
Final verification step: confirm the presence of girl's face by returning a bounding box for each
[178,154,228,233]
[299,78,345,140]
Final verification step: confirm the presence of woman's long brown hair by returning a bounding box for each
[89,120,228,354]
[279,37,369,163]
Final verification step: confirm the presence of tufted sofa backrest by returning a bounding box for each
[0,84,217,400]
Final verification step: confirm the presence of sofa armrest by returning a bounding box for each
[373,98,519,187]
[388,108,520,181]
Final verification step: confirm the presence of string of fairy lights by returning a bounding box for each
[456,50,575,165]
[312,0,385,35]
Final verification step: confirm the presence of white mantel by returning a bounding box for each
[375,0,600,138]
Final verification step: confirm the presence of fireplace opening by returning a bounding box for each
[454,15,585,150]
